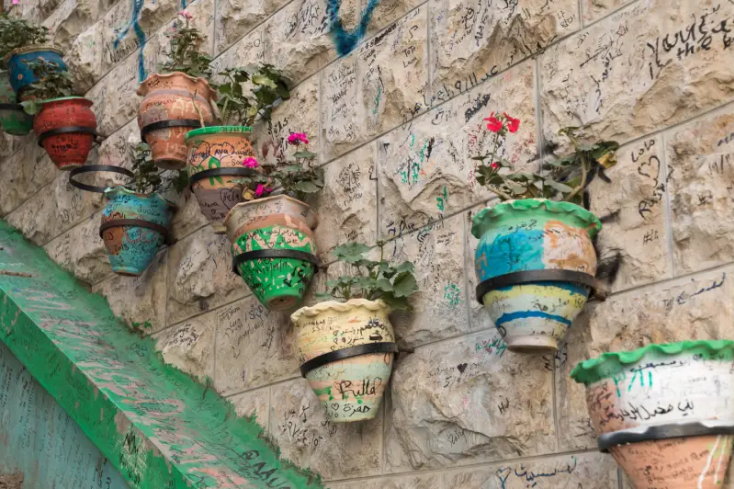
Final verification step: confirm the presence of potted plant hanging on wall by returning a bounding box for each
[571,340,734,488]
[100,143,186,276]
[471,116,618,353]
[0,66,32,136]
[291,242,419,422]
[0,14,66,99]
[137,10,216,170]
[223,132,323,310]
[21,59,97,171]
[186,64,290,233]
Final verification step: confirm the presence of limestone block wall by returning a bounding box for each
[1,0,733,486]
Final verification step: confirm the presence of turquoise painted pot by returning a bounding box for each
[7,45,67,98]
[472,199,601,353]
[100,188,173,276]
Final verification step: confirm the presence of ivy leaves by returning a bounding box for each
[215,64,290,127]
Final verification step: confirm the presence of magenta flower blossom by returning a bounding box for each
[178,9,193,20]
[255,184,272,197]
[287,132,309,145]
[242,157,258,168]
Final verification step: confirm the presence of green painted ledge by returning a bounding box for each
[0,220,323,489]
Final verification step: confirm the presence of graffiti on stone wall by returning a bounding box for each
[112,0,147,82]
[327,0,381,56]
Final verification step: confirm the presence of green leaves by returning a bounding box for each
[215,64,290,127]
[160,21,212,79]
[19,59,75,106]
[392,272,418,298]
[0,14,48,68]
[332,243,371,263]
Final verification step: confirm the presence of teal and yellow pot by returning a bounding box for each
[224,195,318,311]
[471,199,601,353]
[6,45,67,98]
[100,187,174,276]
[0,73,33,135]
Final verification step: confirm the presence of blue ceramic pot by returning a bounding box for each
[100,188,173,276]
[7,46,67,97]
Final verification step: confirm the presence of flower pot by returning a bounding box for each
[224,195,318,311]
[0,74,33,136]
[471,199,601,354]
[571,340,734,488]
[100,187,173,276]
[185,126,257,233]
[33,97,97,171]
[291,299,396,422]
[0,73,15,104]
[137,72,216,170]
[6,45,67,99]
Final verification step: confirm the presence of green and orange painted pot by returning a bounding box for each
[185,126,257,234]
[571,340,734,488]
[472,199,601,354]
[224,194,318,311]
[291,299,395,422]
[0,74,33,136]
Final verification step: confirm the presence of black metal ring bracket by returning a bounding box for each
[188,167,259,190]
[476,270,603,304]
[300,342,399,377]
[68,165,134,193]
[37,126,98,146]
[0,103,24,111]
[99,219,170,242]
[140,119,203,141]
[232,249,319,275]
[598,421,734,452]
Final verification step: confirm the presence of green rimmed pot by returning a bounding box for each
[571,340,734,488]
[0,73,32,136]
[185,126,257,233]
[291,299,396,422]
[224,194,318,311]
[471,199,601,354]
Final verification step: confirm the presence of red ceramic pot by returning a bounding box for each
[33,96,97,171]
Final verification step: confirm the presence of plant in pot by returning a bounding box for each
[471,114,618,354]
[100,143,186,276]
[21,58,97,171]
[223,132,323,311]
[0,14,66,99]
[186,64,290,233]
[571,340,734,488]
[291,242,419,422]
[137,10,216,170]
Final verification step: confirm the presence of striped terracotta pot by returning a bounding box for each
[471,199,601,353]
[291,300,395,422]
[572,340,734,488]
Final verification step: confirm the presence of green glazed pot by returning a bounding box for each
[0,74,32,136]
[224,195,318,311]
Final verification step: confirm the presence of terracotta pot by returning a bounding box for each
[291,299,395,422]
[100,187,174,276]
[0,76,33,135]
[571,340,734,488]
[137,72,216,170]
[185,126,256,233]
[471,199,601,353]
[6,45,67,99]
[33,97,97,171]
[224,195,318,311]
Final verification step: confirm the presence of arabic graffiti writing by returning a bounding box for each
[496,457,577,488]
[663,273,726,310]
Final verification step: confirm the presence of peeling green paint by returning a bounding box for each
[0,220,324,489]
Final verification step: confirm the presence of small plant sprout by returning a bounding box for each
[160,10,212,79]
[129,143,188,194]
[317,242,419,311]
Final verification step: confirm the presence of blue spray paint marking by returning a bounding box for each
[327,0,381,56]
[113,0,147,81]
[495,311,572,327]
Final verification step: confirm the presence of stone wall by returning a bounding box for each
[1,0,734,487]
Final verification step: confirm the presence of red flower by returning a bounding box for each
[255,184,273,197]
[484,113,503,133]
[491,162,500,170]
[504,113,520,133]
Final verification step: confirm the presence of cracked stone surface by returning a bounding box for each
[44,212,111,285]
[0,143,58,217]
[228,387,270,429]
[154,316,215,381]
[214,0,287,55]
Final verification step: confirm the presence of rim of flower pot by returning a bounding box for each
[36,96,93,107]
[103,185,176,209]
[136,71,218,101]
[223,194,315,230]
[184,125,252,143]
[570,339,734,386]
[291,299,390,324]
[470,198,602,240]
[6,44,64,61]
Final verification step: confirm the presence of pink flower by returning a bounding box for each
[242,157,258,168]
[255,184,273,197]
[178,9,193,20]
[484,113,503,133]
[504,113,520,133]
[287,132,309,145]
[491,162,500,170]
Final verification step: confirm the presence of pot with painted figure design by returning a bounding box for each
[137,72,217,170]
[571,340,734,489]
[185,126,257,233]
[291,299,396,423]
[471,198,601,354]
[100,187,174,276]
[224,194,318,311]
